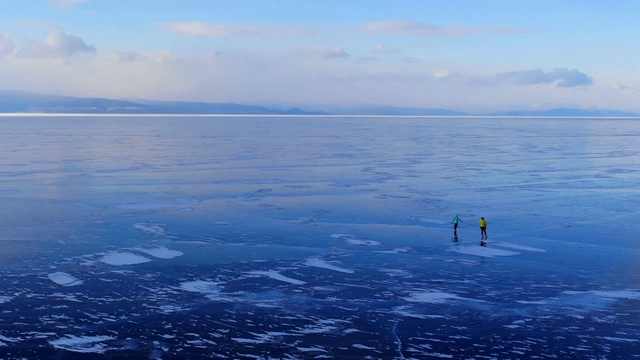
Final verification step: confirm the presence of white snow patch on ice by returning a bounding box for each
[135,247,183,259]
[0,334,19,346]
[248,270,306,285]
[49,335,115,353]
[380,269,413,278]
[48,272,83,286]
[347,238,381,246]
[449,245,519,257]
[304,258,353,273]
[297,346,328,352]
[602,337,638,343]
[100,252,151,266]
[133,223,166,236]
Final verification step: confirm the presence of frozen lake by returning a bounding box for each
[0,115,638,359]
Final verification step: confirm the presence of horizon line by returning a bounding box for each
[0,113,639,120]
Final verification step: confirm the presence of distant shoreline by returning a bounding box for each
[0,113,639,119]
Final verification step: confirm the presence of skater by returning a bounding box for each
[479,217,487,246]
[451,214,462,238]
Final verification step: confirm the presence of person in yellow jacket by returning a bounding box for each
[479,217,487,245]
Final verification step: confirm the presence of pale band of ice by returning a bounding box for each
[248,270,306,285]
[304,258,354,273]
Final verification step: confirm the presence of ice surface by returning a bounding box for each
[0,116,638,359]
[48,272,83,286]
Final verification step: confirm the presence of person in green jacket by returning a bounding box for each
[451,214,462,238]
[479,217,487,245]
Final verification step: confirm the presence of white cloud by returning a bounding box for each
[469,68,593,87]
[25,20,64,32]
[156,22,314,37]
[358,20,535,37]
[0,33,15,57]
[52,0,89,9]
[372,44,387,54]
[111,51,146,63]
[14,32,96,58]
[0,45,631,114]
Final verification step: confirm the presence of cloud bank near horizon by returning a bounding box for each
[0,2,637,113]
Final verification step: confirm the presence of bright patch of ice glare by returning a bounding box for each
[304,258,353,273]
[100,252,151,265]
[48,272,83,286]
[49,335,115,353]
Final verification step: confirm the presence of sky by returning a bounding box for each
[0,0,639,112]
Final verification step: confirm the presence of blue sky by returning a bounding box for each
[0,0,638,112]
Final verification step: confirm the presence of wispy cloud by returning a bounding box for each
[25,20,65,32]
[111,51,145,63]
[0,33,15,57]
[359,20,535,37]
[299,47,349,59]
[157,22,315,37]
[52,0,89,9]
[473,68,593,87]
[14,32,96,58]
[371,43,403,55]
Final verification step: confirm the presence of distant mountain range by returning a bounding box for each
[0,90,638,117]
[0,91,328,115]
